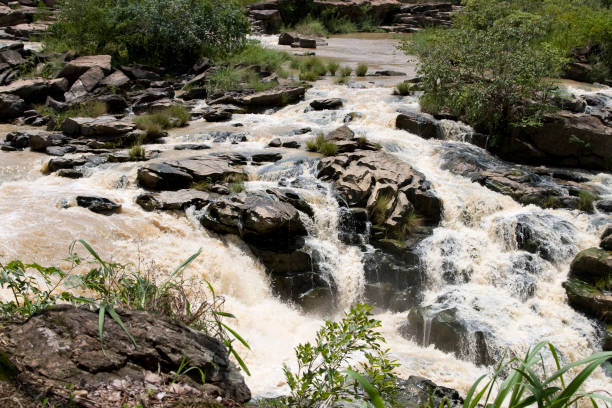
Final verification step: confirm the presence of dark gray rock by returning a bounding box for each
[396,111,441,139]
[310,98,343,110]
[76,196,121,215]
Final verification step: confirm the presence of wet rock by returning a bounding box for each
[396,111,441,139]
[298,38,317,49]
[59,55,112,82]
[76,196,121,215]
[3,130,30,149]
[202,106,233,122]
[136,189,213,212]
[64,66,105,101]
[282,140,300,148]
[55,168,83,178]
[137,156,244,191]
[0,305,251,406]
[374,70,406,76]
[45,145,76,156]
[46,156,88,173]
[564,246,612,323]
[0,93,25,120]
[601,226,612,251]
[310,98,343,110]
[511,213,577,263]
[317,149,442,240]
[0,5,36,26]
[597,200,612,213]
[174,143,211,151]
[248,9,283,33]
[326,125,355,141]
[394,376,463,408]
[199,192,307,241]
[121,65,162,81]
[96,93,129,114]
[268,138,281,147]
[0,49,24,66]
[0,78,68,104]
[61,116,135,141]
[440,142,595,211]
[278,32,298,45]
[400,304,496,366]
[252,152,282,163]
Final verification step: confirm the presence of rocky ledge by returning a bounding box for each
[0,305,251,407]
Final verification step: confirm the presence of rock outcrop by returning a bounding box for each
[0,305,251,407]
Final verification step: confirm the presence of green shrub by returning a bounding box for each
[47,0,249,67]
[128,144,145,160]
[36,100,108,130]
[289,15,328,37]
[578,189,599,212]
[306,133,338,156]
[319,141,338,156]
[282,304,398,407]
[327,61,340,75]
[340,66,352,77]
[394,81,413,96]
[134,105,190,138]
[356,63,368,77]
[299,70,319,81]
[372,192,393,225]
[229,182,245,194]
[192,178,211,192]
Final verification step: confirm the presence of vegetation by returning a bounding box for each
[405,0,612,135]
[371,192,393,225]
[281,304,398,408]
[340,66,353,77]
[0,240,251,375]
[356,63,369,77]
[578,190,599,212]
[46,0,250,67]
[394,81,414,96]
[306,134,338,156]
[36,100,108,130]
[134,105,191,138]
[327,62,340,76]
[455,342,612,408]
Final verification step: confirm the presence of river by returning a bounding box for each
[0,34,610,397]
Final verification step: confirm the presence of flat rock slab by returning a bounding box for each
[0,305,251,406]
[76,196,121,215]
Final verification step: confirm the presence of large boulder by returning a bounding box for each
[59,55,112,82]
[310,98,343,110]
[0,5,36,26]
[400,304,496,366]
[563,247,612,324]
[64,67,106,101]
[0,93,25,120]
[76,196,121,215]
[61,116,137,145]
[236,86,306,108]
[0,78,69,104]
[0,305,251,406]
[396,111,441,139]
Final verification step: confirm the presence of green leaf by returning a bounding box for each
[227,342,251,376]
[220,322,250,350]
[106,306,137,347]
[344,369,385,408]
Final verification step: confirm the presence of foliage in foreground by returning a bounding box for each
[0,240,250,375]
[281,304,398,408]
[457,341,612,408]
[46,0,250,67]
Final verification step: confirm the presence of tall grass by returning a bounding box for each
[306,133,338,156]
[36,100,108,130]
[134,105,190,138]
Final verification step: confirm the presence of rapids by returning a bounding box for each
[1,34,611,397]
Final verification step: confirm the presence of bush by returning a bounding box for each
[290,16,328,37]
[356,63,368,77]
[47,0,250,67]
[306,133,338,156]
[134,105,190,137]
[282,304,398,407]
[394,81,413,96]
[405,3,565,134]
[340,66,352,77]
[327,62,340,75]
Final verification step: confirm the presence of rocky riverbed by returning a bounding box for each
[0,11,611,406]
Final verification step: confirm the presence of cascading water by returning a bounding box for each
[1,34,611,398]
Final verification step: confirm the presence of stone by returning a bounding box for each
[0,5,36,26]
[0,93,24,119]
[252,152,282,163]
[96,93,129,114]
[76,196,121,215]
[59,55,112,82]
[136,189,212,212]
[248,9,282,32]
[202,107,233,122]
[236,86,306,108]
[310,98,343,110]
[400,304,495,366]
[597,200,612,213]
[0,305,251,406]
[299,38,317,49]
[569,247,612,284]
[121,64,162,81]
[396,111,441,139]
[326,125,355,141]
[181,87,207,101]
[64,66,105,101]
[0,49,24,66]
[268,138,281,147]
[137,162,194,191]
[278,32,298,45]
[3,130,30,149]
[29,131,67,151]
[374,70,406,76]
[99,70,131,89]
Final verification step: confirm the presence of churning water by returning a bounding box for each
[0,35,611,397]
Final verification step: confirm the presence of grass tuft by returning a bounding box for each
[134,105,190,138]
[327,62,340,76]
[394,81,413,96]
[306,133,338,156]
[578,190,599,212]
[356,63,368,77]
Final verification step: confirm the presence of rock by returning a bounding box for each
[59,55,112,82]
[569,247,612,284]
[129,87,175,108]
[64,67,105,101]
[3,130,30,149]
[202,106,233,122]
[0,49,24,66]
[394,376,463,408]
[248,9,282,33]
[299,38,317,49]
[174,143,211,151]
[510,213,577,263]
[76,196,121,215]
[0,5,36,26]
[121,65,162,81]
[597,200,612,213]
[602,226,612,251]
[0,93,24,120]
[564,62,592,82]
[236,86,306,108]
[96,93,129,114]
[55,168,83,178]
[563,247,612,323]
[199,192,306,241]
[317,149,442,239]
[374,70,406,76]
[440,142,596,211]
[502,111,612,171]
[46,156,88,173]
[0,305,251,406]
[252,152,282,163]
[268,138,281,147]
[396,111,441,139]
[278,32,297,45]
[61,116,136,145]
[137,189,213,212]
[5,22,49,38]
[192,57,211,74]
[400,304,495,366]
[28,131,67,151]
[0,78,62,104]
[310,98,343,110]
[180,87,207,101]
[137,156,244,191]
[99,70,131,89]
